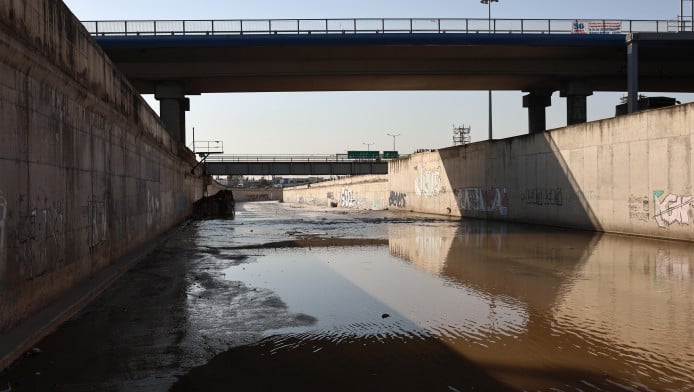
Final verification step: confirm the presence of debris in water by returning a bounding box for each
[381,313,390,319]
[193,190,235,218]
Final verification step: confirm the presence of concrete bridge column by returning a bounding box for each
[560,81,593,125]
[522,91,553,134]
[155,82,190,143]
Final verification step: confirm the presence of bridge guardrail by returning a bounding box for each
[81,18,688,37]
[205,154,360,163]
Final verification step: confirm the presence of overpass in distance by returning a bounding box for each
[83,17,694,141]
[203,154,389,176]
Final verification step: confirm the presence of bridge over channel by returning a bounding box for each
[203,155,389,176]
[84,18,694,142]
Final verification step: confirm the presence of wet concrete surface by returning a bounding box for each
[2,201,693,391]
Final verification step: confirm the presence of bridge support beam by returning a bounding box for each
[627,35,639,114]
[560,81,593,126]
[522,90,553,134]
[155,82,189,144]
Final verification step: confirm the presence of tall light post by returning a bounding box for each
[386,133,400,151]
[363,142,374,151]
[481,0,498,141]
[680,0,694,31]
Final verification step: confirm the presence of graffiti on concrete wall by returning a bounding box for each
[569,190,599,203]
[146,189,160,228]
[13,200,67,276]
[389,191,407,208]
[298,196,317,204]
[326,192,334,200]
[653,190,694,228]
[415,166,443,197]
[455,187,509,216]
[247,194,270,202]
[339,187,356,208]
[89,200,108,249]
[521,188,563,206]
[0,192,6,263]
[628,195,650,222]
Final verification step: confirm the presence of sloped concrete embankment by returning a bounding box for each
[282,175,389,210]
[387,102,694,241]
[233,188,283,202]
[0,0,203,367]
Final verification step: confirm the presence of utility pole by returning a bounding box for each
[386,133,400,151]
[682,0,694,31]
[480,0,498,141]
[363,142,374,151]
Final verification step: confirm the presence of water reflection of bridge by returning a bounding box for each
[388,220,694,390]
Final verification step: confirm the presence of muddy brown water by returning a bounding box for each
[2,201,693,391]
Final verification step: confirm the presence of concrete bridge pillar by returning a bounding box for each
[560,81,593,125]
[155,82,189,144]
[522,90,553,134]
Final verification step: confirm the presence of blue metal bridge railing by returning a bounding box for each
[81,18,688,37]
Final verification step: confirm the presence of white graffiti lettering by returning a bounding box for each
[415,166,443,197]
[455,187,509,216]
[653,191,694,228]
[339,187,356,208]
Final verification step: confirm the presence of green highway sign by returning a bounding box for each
[382,151,399,159]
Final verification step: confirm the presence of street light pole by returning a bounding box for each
[386,133,400,151]
[481,0,498,141]
[363,142,374,152]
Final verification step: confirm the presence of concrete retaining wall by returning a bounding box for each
[0,0,202,335]
[388,102,694,241]
[283,175,389,210]
[233,188,283,203]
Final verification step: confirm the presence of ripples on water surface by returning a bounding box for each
[173,201,694,391]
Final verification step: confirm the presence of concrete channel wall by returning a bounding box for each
[0,0,203,342]
[282,102,694,242]
[388,102,694,241]
[232,188,283,203]
[283,175,389,209]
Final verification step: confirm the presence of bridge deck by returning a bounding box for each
[204,155,389,176]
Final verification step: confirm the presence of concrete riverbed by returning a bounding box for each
[2,201,693,391]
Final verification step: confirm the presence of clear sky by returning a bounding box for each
[63,0,694,155]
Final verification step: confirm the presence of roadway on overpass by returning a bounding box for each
[86,18,694,94]
[204,154,389,176]
[83,17,694,139]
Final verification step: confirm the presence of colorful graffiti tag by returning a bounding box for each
[653,191,694,228]
[455,187,509,216]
